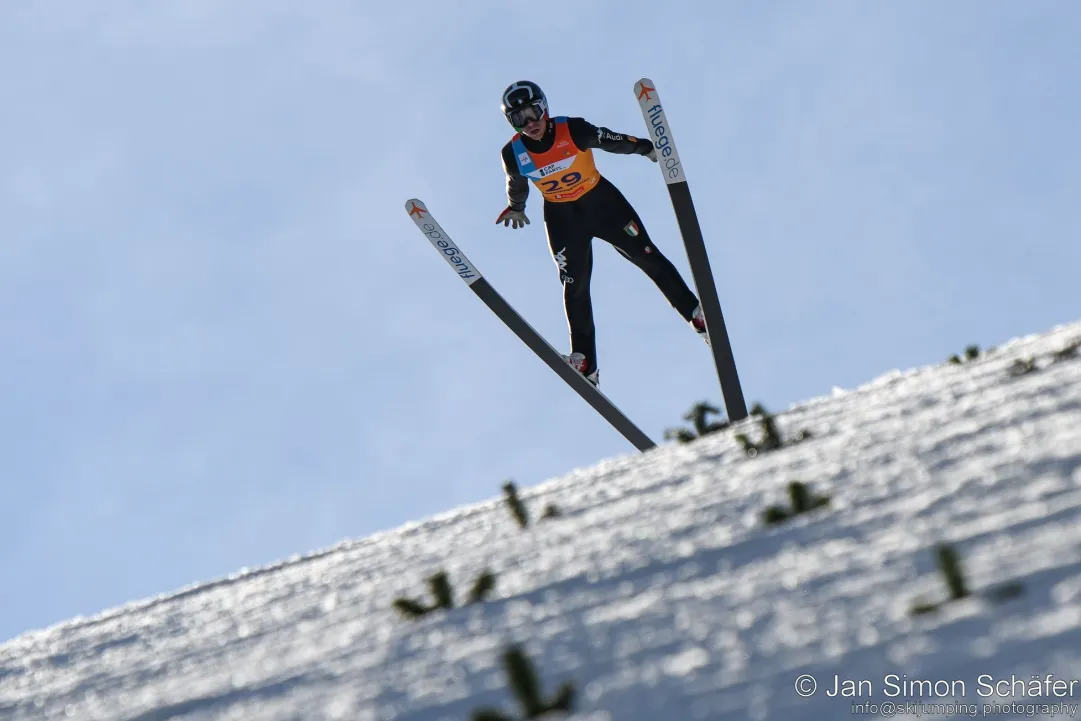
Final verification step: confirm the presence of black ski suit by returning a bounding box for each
[500,115,700,375]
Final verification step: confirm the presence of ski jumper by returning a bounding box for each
[500,116,700,374]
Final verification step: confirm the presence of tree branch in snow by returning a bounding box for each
[503,481,561,528]
[393,568,498,619]
[948,344,982,364]
[763,481,830,525]
[1006,338,1079,377]
[1053,339,1079,362]
[468,570,497,604]
[503,481,530,528]
[471,644,576,720]
[1007,358,1037,376]
[429,570,453,609]
[664,401,729,444]
[910,543,1024,615]
[938,544,968,600]
[736,404,811,457]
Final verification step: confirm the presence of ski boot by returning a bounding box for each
[691,305,711,346]
[562,351,599,387]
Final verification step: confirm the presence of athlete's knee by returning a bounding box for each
[621,241,666,266]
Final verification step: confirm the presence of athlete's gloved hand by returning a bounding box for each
[635,138,658,162]
[496,206,530,229]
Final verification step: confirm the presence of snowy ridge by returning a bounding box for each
[3,320,1081,720]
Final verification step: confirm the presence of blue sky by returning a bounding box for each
[1,1,1078,642]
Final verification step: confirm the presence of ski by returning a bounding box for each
[634,77,749,423]
[404,198,657,452]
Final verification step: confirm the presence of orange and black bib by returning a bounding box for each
[511,117,602,203]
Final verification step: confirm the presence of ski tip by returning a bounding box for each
[405,198,428,219]
[634,78,657,102]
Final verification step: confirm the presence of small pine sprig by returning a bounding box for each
[762,506,788,525]
[1053,339,1080,363]
[502,481,561,528]
[472,645,576,720]
[938,545,968,600]
[737,404,811,457]
[762,481,830,526]
[391,570,454,619]
[393,568,498,619]
[1007,358,1036,377]
[664,427,697,444]
[911,543,968,615]
[789,480,831,514]
[503,481,530,528]
[1003,339,1079,378]
[910,543,1023,616]
[391,597,429,619]
[664,401,729,444]
[429,570,453,609]
[948,344,981,364]
[686,401,730,436]
[468,570,497,604]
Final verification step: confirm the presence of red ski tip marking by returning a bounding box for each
[637,83,655,100]
[408,201,426,218]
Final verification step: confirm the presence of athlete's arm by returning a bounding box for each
[567,116,654,156]
[501,142,529,211]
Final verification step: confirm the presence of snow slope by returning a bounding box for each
[3,320,1081,721]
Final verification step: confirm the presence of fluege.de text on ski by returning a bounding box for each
[645,103,681,180]
[421,222,477,282]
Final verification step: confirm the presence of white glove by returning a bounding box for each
[645,147,658,162]
[496,207,530,229]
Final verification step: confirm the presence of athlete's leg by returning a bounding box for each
[587,179,700,320]
[544,202,599,375]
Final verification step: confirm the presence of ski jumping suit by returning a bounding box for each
[501,116,701,375]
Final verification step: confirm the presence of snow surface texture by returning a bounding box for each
[4,321,1081,721]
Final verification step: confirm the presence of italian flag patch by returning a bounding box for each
[624,220,639,236]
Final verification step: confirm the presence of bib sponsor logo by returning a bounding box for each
[531,156,576,180]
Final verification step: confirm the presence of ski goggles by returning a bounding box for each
[506,102,545,129]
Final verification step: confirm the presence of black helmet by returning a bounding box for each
[501,80,548,129]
